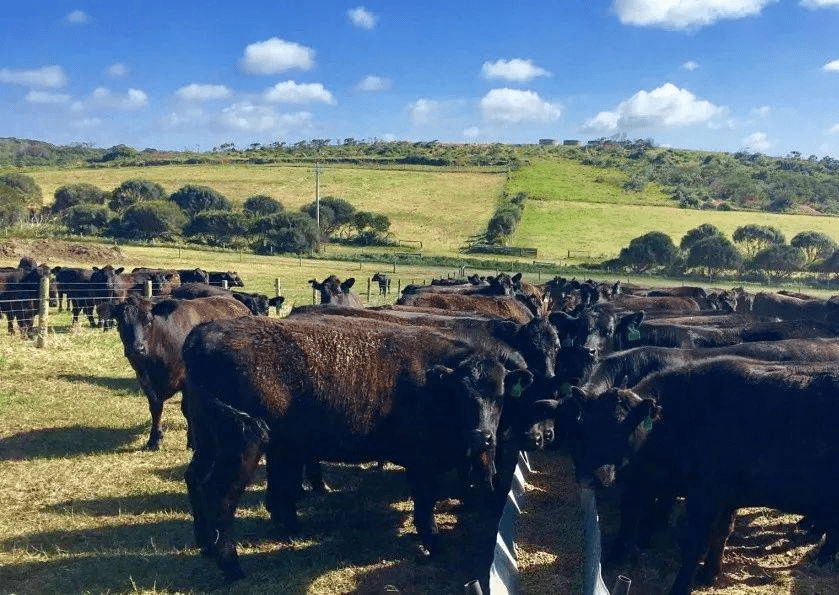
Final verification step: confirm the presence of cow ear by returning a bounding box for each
[268,296,285,308]
[114,267,125,275]
[308,279,322,290]
[571,385,588,401]
[505,369,533,399]
[512,272,522,283]
[629,397,661,430]
[92,266,100,271]
[426,364,454,383]
[612,281,621,295]
[152,299,178,320]
[342,278,356,291]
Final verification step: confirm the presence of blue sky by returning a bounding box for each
[2,1,839,157]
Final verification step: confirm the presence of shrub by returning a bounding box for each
[100,144,138,162]
[301,196,355,236]
[617,231,678,273]
[686,235,743,278]
[252,212,319,254]
[109,179,167,213]
[53,183,106,212]
[790,231,836,263]
[185,210,251,239]
[65,204,112,235]
[680,223,724,251]
[118,200,187,239]
[750,244,806,278]
[243,195,283,216]
[0,173,42,206]
[170,185,231,217]
[732,224,785,258]
[0,183,29,227]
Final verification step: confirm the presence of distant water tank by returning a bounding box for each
[563,139,581,146]
[538,138,557,146]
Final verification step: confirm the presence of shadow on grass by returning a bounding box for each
[58,373,140,394]
[3,463,499,594]
[0,424,146,461]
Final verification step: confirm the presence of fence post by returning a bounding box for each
[222,279,229,290]
[392,258,396,274]
[36,276,49,348]
[299,254,303,267]
[367,278,371,301]
[274,278,282,315]
[144,280,153,298]
[312,286,316,305]
[397,278,401,295]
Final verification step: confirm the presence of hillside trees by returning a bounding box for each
[791,231,836,263]
[53,183,106,212]
[685,235,743,278]
[109,179,167,213]
[617,231,678,273]
[733,224,785,258]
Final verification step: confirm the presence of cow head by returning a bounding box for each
[556,345,599,388]
[550,306,644,356]
[17,256,37,271]
[495,317,560,385]
[486,273,515,296]
[309,275,359,306]
[428,358,532,491]
[108,296,159,359]
[268,296,285,310]
[230,292,270,315]
[563,386,661,488]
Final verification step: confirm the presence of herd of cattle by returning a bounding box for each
[6,258,839,594]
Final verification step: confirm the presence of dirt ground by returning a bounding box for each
[519,451,838,594]
[0,238,124,264]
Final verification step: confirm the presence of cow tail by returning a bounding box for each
[210,398,270,453]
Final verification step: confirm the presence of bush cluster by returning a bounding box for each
[609,222,839,281]
[485,192,527,245]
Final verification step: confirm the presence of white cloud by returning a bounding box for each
[90,87,148,109]
[463,127,481,138]
[582,83,725,132]
[176,83,232,102]
[822,59,839,72]
[480,88,561,123]
[71,118,101,129]
[481,59,550,82]
[217,102,312,132]
[743,131,771,151]
[356,75,391,92]
[348,6,377,29]
[106,63,128,78]
[681,60,700,71]
[240,38,315,75]
[0,65,67,88]
[408,99,438,125]
[26,90,71,104]
[826,123,839,134]
[612,0,776,29]
[66,10,90,24]
[801,0,839,7]
[263,80,335,104]
[752,105,771,117]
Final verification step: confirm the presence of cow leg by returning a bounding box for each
[669,496,719,595]
[696,507,736,586]
[816,521,839,564]
[185,451,215,555]
[637,492,677,548]
[265,447,303,535]
[608,480,654,563]
[407,467,440,557]
[71,304,80,325]
[146,398,165,450]
[304,460,330,494]
[83,305,97,328]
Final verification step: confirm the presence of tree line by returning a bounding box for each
[605,223,839,284]
[0,174,391,254]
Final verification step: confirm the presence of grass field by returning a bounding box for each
[25,164,505,257]
[507,158,839,263]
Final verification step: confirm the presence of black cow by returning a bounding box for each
[52,267,98,326]
[109,295,251,450]
[307,275,365,307]
[566,357,839,594]
[550,305,645,357]
[178,268,210,284]
[170,282,281,316]
[0,263,53,335]
[371,272,390,295]
[181,315,533,580]
[208,271,244,287]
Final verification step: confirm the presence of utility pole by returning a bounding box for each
[314,161,324,231]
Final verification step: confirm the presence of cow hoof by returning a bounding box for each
[415,543,433,562]
[144,441,161,451]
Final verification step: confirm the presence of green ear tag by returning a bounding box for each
[628,326,641,342]
[510,380,523,398]
[642,414,653,430]
[559,382,572,397]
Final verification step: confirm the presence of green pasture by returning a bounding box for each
[26,164,505,256]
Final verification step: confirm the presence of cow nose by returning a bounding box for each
[133,342,147,355]
[544,428,554,443]
[532,432,544,449]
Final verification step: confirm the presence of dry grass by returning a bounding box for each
[27,164,504,256]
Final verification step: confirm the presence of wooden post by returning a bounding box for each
[274,278,282,316]
[312,286,316,304]
[299,254,303,267]
[222,279,229,290]
[367,278,371,301]
[36,276,49,348]
[144,280,153,298]
[397,278,401,295]
[392,258,396,274]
